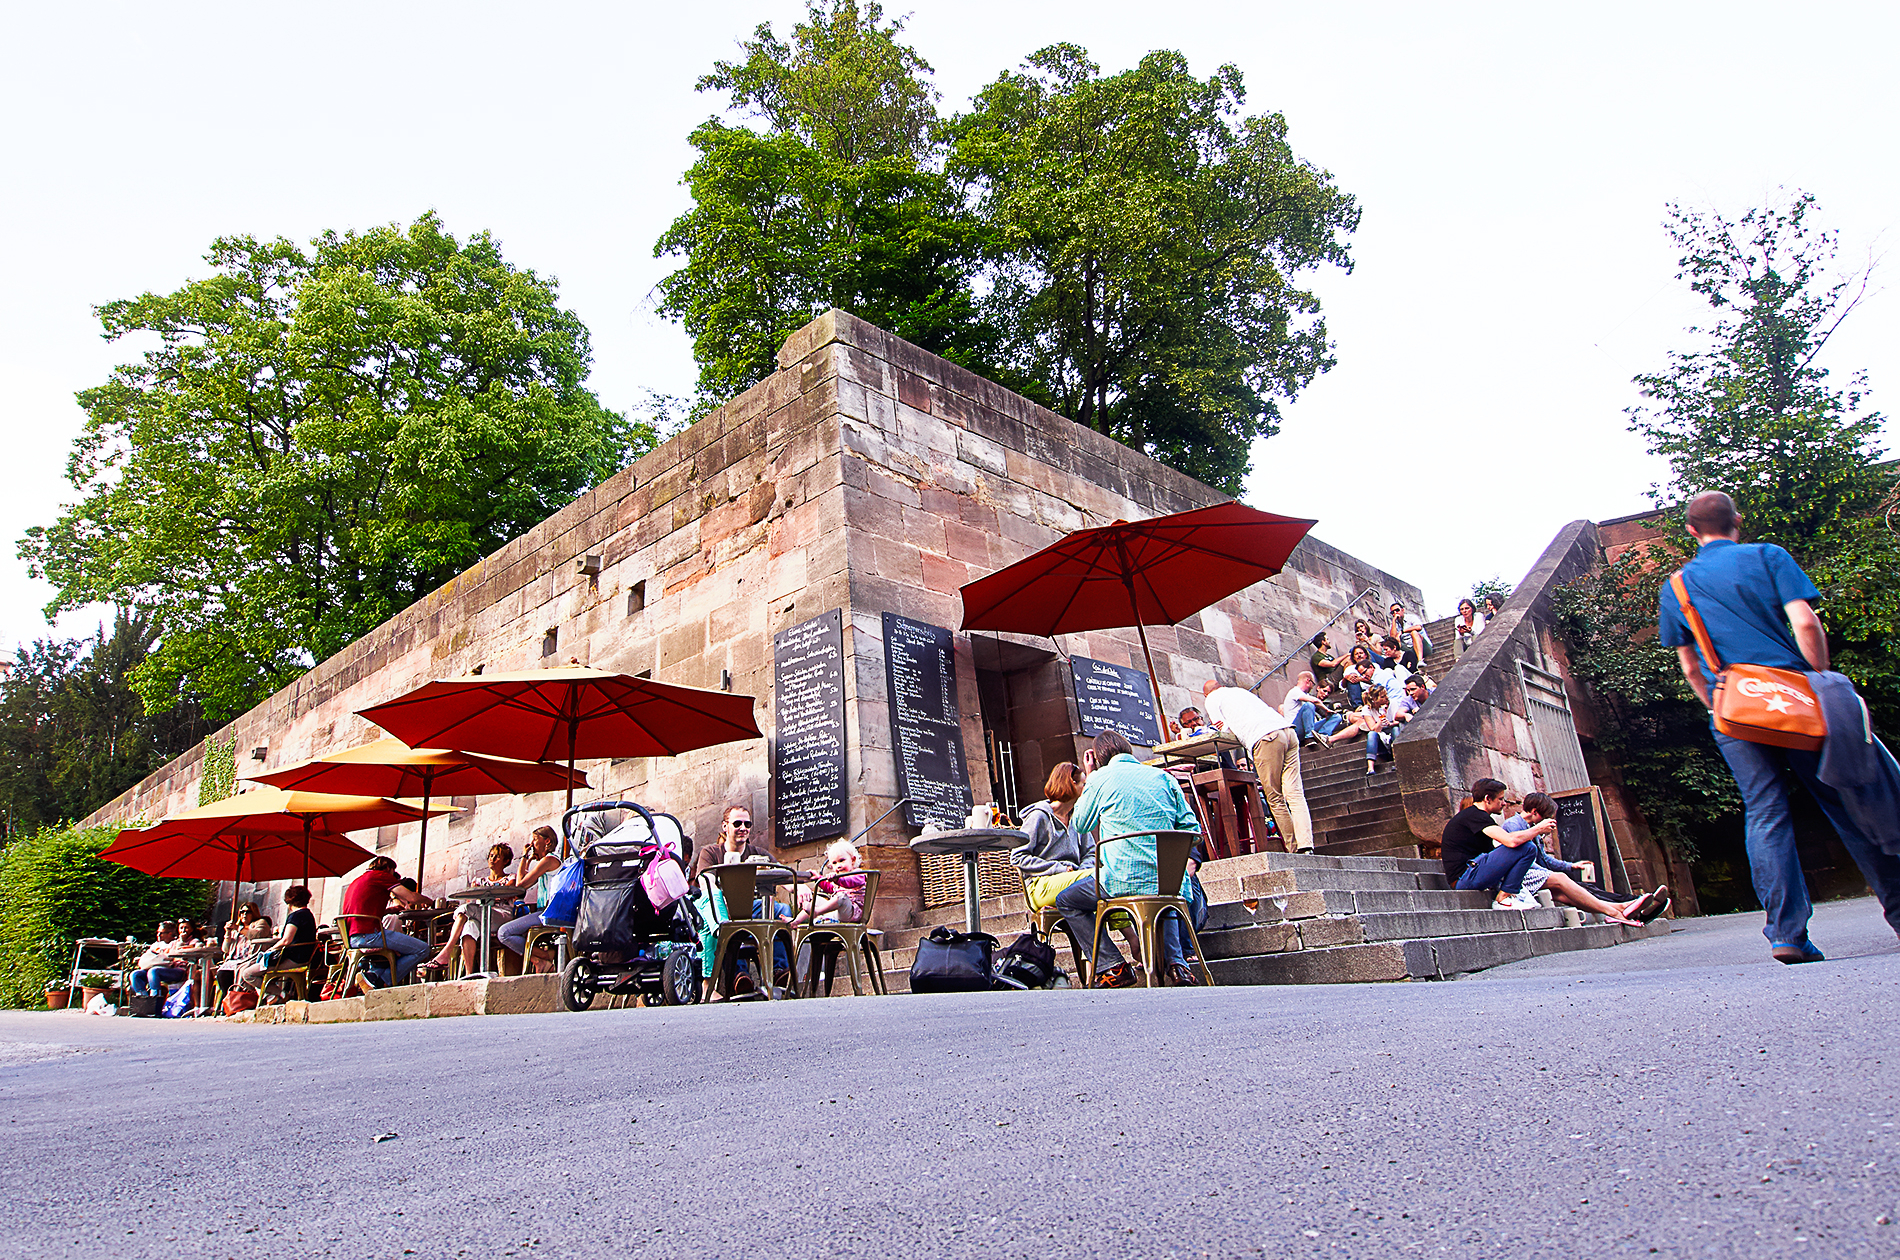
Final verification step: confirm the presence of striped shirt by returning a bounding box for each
[1070,754,1201,896]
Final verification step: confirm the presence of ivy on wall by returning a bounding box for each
[198,736,237,806]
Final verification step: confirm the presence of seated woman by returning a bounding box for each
[1453,597,1487,653]
[1321,684,1398,775]
[421,843,516,978]
[495,827,565,973]
[1011,762,1093,913]
[235,885,321,994]
[1339,644,1379,707]
[216,904,272,992]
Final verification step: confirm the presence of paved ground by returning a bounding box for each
[2,900,1896,1260]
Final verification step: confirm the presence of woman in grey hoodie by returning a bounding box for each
[1012,762,1094,909]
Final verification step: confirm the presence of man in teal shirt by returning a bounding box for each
[1056,730,1203,986]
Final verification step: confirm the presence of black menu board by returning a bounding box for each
[881,613,973,828]
[1071,655,1162,746]
[772,609,848,848]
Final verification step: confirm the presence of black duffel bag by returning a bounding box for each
[909,926,997,993]
[995,931,1058,989]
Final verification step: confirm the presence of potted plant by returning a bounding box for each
[43,978,74,1009]
[78,972,120,1006]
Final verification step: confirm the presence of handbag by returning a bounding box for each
[640,852,689,911]
[995,932,1059,989]
[908,926,997,993]
[221,988,259,1016]
[538,857,586,927]
[1670,571,1826,751]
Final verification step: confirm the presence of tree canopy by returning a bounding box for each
[22,214,649,719]
[949,46,1358,493]
[655,7,1358,492]
[654,2,990,400]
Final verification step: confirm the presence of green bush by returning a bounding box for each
[0,821,211,1007]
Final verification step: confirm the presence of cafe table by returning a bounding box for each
[168,944,221,1015]
[445,883,524,976]
[909,828,1029,934]
[1148,730,1244,769]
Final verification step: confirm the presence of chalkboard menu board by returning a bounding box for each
[1551,785,1629,895]
[1071,655,1162,746]
[881,613,973,828]
[772,609,847,848]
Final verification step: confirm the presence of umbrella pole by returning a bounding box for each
[1133,621,1169,746]
[563,720,578,857]
[417,779,432,901]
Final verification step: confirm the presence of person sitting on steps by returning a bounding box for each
[1442,778,1636,919]
[1283,671,1347,747]
[1504,792,1670,924]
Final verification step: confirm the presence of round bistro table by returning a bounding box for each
[445,884,525,976]
[909,828,1029,934]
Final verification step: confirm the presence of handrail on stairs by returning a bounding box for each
[1250,583,1384,695]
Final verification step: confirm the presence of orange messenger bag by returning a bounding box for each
[1669,572,1826,751]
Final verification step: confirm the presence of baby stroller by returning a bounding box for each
[556,800,707,1011]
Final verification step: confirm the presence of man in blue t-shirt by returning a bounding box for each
[1658,490,1900,963]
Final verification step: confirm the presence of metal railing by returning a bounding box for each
[1250,583,1384,693]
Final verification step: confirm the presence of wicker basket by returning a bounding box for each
[918,850,1019,909]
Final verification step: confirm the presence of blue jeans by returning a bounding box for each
[1291,702,1345,742]
[1455,844,1538,895]
[1365,730,1393,762]
[131,965,186,997]
[350,928,430,984]
[1716,732,1900,947]
[1054,875,1190,972]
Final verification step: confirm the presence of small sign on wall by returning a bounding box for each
[1071,655,1161,746]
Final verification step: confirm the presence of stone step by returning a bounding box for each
[1313,837,1423,860]
[1314,815,1415,848]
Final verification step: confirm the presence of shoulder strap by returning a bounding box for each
[1669,571,1725,674]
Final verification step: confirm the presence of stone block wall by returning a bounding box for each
[86,309,1422,932]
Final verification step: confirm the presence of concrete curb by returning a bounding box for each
[223,973,561,1026]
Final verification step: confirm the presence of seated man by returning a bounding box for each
[1282,671,1347,746]
[128,921,182,999]
[1505,792,1669,923]
[688,803,792,996]
[1441,778,1567,912]
[1176,707,1216,739]
[236,885,320,993]
[1372,635,1418,689]
[340,856,430,984]
[1053,731,1206,988]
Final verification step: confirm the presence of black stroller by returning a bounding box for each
[555,800,707,1011]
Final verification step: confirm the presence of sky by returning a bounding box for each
[1,1,1895,656]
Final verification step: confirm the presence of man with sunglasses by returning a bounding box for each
[690,804,771,879]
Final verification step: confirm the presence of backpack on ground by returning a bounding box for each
[995,932,1059,990]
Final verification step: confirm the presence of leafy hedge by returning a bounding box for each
[0,821,211,1007]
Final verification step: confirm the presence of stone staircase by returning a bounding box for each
[872,615,1672,992]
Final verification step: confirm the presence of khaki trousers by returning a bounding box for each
[1250,728,1314,853]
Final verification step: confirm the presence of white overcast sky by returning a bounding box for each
[2,1,1895,655]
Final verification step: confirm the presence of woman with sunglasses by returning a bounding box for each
[493,827,564,973]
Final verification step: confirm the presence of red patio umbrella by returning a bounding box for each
[959,501,1316,730]
[356,665,764,818]
[99,788,453,935]
[249,739,588,897]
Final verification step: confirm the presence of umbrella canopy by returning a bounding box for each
[959,501,1316,637]
[357,665,764,812]
[958,502,1317,736]
[97,788,450,878]
[249,740,589,896]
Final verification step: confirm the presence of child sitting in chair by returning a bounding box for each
[790,839,867,925]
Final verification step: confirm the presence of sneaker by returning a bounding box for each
[1494,892,1539,910]
[1770,941,1825,965]
[1166,964,1202,987]
[1092,963,1136,989]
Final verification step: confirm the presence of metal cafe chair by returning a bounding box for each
[1086,830,1216,988]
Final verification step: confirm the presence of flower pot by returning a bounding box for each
[81,987,112,1007]
[44,990,71,1009]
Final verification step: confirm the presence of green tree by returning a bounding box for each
[22,214,647,720]
[0,611,211,837]
[655,1,990,400]
[949,46,1359,493]
[0,820,210,1008]
[1629,192,1888,561]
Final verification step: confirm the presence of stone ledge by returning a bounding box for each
[216,974,562,1026]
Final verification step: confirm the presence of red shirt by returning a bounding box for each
[342,869,401,923]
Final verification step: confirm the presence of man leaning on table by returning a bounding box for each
[341,856,430,984]
[1052,730,1205,988]
[1203,677,1313,853]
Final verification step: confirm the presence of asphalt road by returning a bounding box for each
[2,899,1896,1260]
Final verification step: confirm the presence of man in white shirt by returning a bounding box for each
[1281,671,1346,746]
[1203,678,1313,853]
